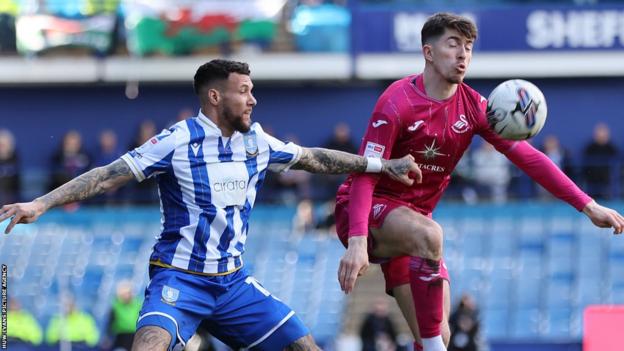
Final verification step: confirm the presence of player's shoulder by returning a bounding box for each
[459,82,487,107]
[166,119,194,140]
[457,82,488,131]
[249,122,263,133]
[383,75,415,95]
[373,75,417,119]
[169,119,190,133]
[248,122,274,142]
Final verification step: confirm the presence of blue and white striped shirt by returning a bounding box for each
[121,111,301,274]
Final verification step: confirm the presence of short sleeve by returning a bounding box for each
[255,125,302,173]
[121,128,178,182]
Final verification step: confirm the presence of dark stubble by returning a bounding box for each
[221,101,251,133]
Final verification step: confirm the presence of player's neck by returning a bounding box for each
[422,67,458,100]
[200,107,234,137]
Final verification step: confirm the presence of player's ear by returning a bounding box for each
[207,88,220,106]
[423,44,434,62]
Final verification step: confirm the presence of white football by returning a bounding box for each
[486,79,548,140]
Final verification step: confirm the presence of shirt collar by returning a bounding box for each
[196,109,242,138]
[197,109,222,134]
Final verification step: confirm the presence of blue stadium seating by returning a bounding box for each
[4,202,624,347]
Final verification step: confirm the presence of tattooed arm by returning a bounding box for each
[291,147,421,185]
[285,334,320,351]
[0,159,135,234]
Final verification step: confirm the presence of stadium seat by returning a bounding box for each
[546,307,572,338]
[511,307,543,338]
[483,307,509,339]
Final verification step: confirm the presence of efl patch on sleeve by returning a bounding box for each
[363,142,385,158]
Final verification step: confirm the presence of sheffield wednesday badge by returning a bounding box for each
[161,285,180,305]
[244,132,258,157]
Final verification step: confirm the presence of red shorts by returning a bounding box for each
[335,194,450,294]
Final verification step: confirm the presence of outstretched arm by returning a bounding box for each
[500,142,624,234]
[291,147,421,185]
[0,159,135,234]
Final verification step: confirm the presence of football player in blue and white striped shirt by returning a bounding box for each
[1,59,420,351]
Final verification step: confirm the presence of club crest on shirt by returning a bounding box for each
[372,203,387,220]
[244,132,258,157]
[451,115,470,134]
[161,285,180,305]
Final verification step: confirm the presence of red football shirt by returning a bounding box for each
[339,74,591,236]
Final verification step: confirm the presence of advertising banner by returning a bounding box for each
[352,5,624,53]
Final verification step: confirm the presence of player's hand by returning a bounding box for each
[338,236,370,294]
[582,200,624,235]
[381,154,422,186]
[0,200,46,234]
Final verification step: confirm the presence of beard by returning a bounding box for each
[221,104,251,133]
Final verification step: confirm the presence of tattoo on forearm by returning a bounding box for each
[285,335,318,351]
[292,148,367,174]
[38,159,133,209]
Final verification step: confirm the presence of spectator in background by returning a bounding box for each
[274,134,311,204]
[166,107,195,129]
[94,129,122,167]
[92,129,123,204]
[0,129,20,204]
[0,0,17,53]
[446,151,478,204]
[315,199,337,234]
[538,135,573,200]
[583,122,618,199]
[177,107,194,122]
[323,122,358,154]
[104,280,142,351]
[128,119,158,150]
[46,295,99,350]
[448,293,484,351]
[359,296,398,351]
[314,122,358,200]
[472,142,511,203]
[49,130,91,201]
[6,299,43,351]
[126,120,159,204]
[541,134,573,176]
[293,199,315,234]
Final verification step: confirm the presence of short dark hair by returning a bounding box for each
[193,59,251,95]
[421,13,477,46]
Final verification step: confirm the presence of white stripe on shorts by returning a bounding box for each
[246,310,296,348]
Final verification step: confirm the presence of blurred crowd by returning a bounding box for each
[349,292,486,351]
[8,280,141,351]
[0,0,352,58]
[444,122,622,205]
[0,118,622,211]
